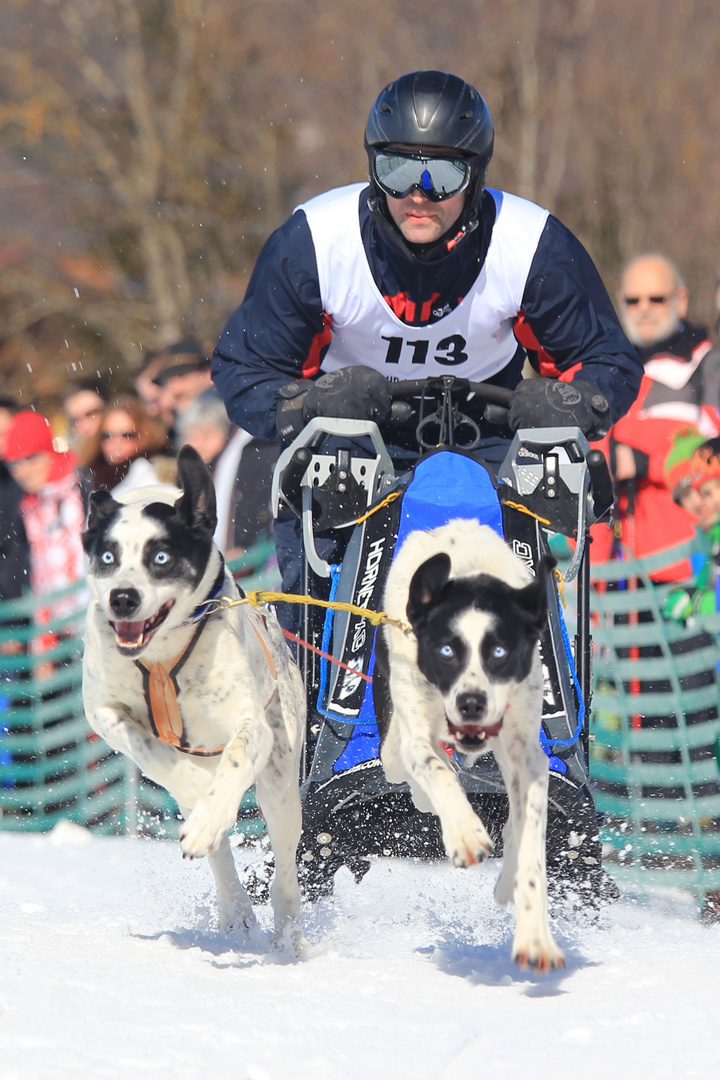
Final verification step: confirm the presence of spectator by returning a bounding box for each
[689,438,720,536]
[151,339,216,435]
[80,395,174,499]
[664,427,714,527]
[662,432,720,623]
[590,253,720,579]
[176,396,277,557]
[2,411,85,601]
[0,397,30,601]
[133,352,167,420]
[62,379,110,450]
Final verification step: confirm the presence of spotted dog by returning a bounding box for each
[82,445,304,945]
[375,519,563,971]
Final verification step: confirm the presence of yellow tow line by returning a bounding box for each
[209,589,414,636]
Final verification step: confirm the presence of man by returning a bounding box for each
[63,380,109,449]
[212,70,642,900]
[150,339,216,432]
[214,71,640,577]
[590,253,720,575]
[175,395,277,558]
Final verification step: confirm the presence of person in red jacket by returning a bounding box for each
[2,411,85,603]
[590,254,720,579]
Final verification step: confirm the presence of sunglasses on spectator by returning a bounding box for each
[371,149,471,202]
[101,430,138,441]
[622,294,675,306]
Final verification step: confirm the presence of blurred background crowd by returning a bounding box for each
[0,337,277,614]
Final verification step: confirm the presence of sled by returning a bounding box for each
[271,375,614,894]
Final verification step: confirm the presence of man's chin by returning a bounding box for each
[400,224,441,244]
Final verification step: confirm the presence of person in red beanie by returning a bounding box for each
[2,411,85,600]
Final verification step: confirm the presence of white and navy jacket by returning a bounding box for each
[212,183,642,442]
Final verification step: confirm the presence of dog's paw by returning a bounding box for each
[273,922,309,958]
[218,892,258,936]
[512,929,565,973]
[179,796,236,859]
[442,815,494,868]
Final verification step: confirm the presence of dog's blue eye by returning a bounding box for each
[101,551,114,565]
[492,645,507,660]
[439,644,454,659]
[154,551,170,565]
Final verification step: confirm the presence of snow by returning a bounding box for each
[1,824,719,1080]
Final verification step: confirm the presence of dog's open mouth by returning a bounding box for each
[447,718,503,751]
[110,600,175,655]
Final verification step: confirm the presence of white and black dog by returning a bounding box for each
[376,519,564,971]
[82,445,305,944]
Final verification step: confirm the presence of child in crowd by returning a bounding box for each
[662,433,720,621]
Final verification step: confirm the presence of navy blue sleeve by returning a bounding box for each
[211,211,325,440]
[521,216,643,424]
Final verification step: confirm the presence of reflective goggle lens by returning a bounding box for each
[372,151,470,202]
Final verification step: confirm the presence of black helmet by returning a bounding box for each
[364,71,494,246]
[365,70,494,164]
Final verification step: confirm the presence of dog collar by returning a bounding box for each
[188,557,228,624]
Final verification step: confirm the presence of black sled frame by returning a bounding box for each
[271,377,614,896]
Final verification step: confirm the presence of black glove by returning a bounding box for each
[276,381,309,441]
[302,365,392,426]
[508,378,611,438]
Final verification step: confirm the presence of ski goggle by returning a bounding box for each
[371,150,471,202]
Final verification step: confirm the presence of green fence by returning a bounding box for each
[7,524,720,906]
[0,539,280,839]
[589,538,720,904]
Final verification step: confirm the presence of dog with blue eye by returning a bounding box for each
[81,445,305,947]
[374,519,563,972]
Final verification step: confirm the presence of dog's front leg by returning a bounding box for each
[177,803,257,935]
[89,704,155,765]
[89,706,213,804]
[392,701,494,868]
[493,734,564,972]
[180,722,273,860]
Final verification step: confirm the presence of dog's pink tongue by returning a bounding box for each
[114,620,145,644]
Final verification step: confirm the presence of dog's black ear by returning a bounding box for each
[514,554,557,635]
[83,489,120,547]
[175,444,218,536]
[407,552,451,629]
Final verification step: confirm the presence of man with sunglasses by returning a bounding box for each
[214,69,639,465]
[589,253,720,572]
[213,68,643,610]
[212,70,642,904]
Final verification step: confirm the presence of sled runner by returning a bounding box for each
[271,375,615,897]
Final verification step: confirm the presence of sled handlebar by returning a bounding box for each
[382,375,512,450]
[388,376,513,408]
